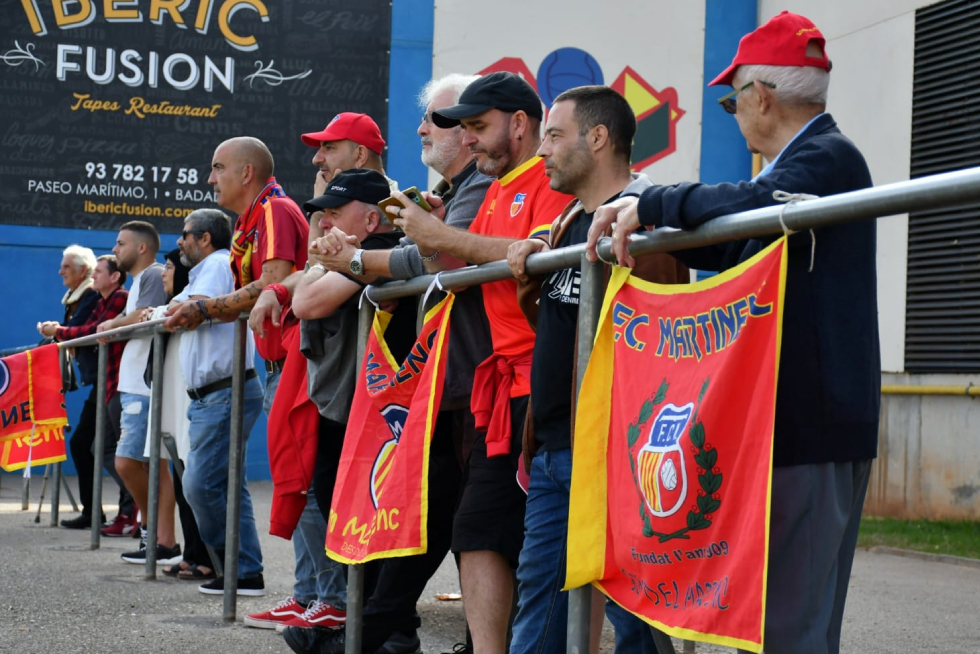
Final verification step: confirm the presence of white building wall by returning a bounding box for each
[431,0,706,186]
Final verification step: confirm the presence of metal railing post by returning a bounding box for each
[223,317,247,621]
[91,343,108,549]
[50,462,62,526]
[145,331,166,578]
[567,255,603,654]
[345,299,375,654]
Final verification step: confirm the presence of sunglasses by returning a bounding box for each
[181,229,204,240]
[718,80,777,114]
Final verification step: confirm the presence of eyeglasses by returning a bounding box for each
[718,80,777,114]
[420,112,433,125]
[181,229,204,240]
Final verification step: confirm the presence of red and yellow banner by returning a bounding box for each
[567,239,787,652]
[327,294,454,564]
[1,428,67,471]
[0,344,68,444]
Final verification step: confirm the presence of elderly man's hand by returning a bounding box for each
[388,190,447,248]
[163,300,206,332]
[249,289,280,338]
[37,321,60,338]
[585,196,642,268]
[310,227,361,271]
[507,238,550,284]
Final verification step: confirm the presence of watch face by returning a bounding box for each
[349,253,363,275]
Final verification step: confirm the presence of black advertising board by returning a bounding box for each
[0,0,391,232]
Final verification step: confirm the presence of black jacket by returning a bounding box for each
[636,114,880,467]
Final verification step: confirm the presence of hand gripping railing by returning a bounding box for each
[50,165,980,640]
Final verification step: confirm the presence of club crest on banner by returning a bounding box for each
[637,402,692,518]
[370,403,409,509]
[0,359,9,396]
[627,378,723,543]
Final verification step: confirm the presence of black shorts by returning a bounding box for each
[451,395,528,568]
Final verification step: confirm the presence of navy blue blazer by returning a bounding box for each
[636,114,880,467]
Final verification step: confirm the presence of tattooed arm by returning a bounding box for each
[164,258,294,331]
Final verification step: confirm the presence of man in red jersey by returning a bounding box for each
[385,71,572,654]
[165,136,309,409]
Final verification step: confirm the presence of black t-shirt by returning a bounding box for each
[341,231,417,362]
[530,209,593,451]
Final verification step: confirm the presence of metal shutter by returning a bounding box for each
[905,0,980,372]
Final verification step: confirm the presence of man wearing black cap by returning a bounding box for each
[382,71,573,654]
[587,12,878,654]
[283,168,419,654]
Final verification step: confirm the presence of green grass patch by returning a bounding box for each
[858,517,980,560]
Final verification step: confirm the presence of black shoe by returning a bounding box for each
[60,513,105,529]
[121,542,182,565]
[198,573,265,597]
[377,631,421,654]
[283,626,347,654]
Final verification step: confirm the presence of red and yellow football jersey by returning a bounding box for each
[469,156,573,396]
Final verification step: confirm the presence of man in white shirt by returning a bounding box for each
[98,221,180,566]
[171,208,266,597]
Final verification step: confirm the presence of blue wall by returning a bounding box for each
[700,0,757,185]
[0,5,434,481]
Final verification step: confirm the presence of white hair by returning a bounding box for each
[62,244,97,274]
[736,64,829,106]
[419,73,481,109]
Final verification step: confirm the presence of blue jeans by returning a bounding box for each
[183,376,265,578]
[293,486,346,609]
[510,448,658,654]
[116,392,150,461]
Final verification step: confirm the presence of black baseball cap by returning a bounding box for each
[303,169,391,212]
[432,71,544,128]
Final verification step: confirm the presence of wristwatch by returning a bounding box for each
[309,262,327,275]
[349,249,365,276]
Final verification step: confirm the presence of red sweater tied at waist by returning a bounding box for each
[470,352,532,458]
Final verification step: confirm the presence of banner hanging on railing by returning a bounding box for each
[1,427,67,471]
[327,293,454,564]
[0,344,67,442]
[566,239,787,652]
[0,343,68,471]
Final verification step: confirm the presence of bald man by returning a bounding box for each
[166,136,309,409]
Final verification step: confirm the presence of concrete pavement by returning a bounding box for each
[1,473,978,654]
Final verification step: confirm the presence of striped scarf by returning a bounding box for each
[230,179,285,288]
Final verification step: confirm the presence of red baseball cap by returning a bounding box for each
[709,11,831,87]
[300,112,386,154]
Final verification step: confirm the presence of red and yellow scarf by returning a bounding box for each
[230,179,286,288]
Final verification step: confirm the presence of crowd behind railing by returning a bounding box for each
[10,11,980,654]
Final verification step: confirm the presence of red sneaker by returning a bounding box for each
[101,512,139,538]
[275,600,346,631]
[244,596,307,630]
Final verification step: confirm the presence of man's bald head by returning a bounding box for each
[220,136,275,179]
[209,136,277,214]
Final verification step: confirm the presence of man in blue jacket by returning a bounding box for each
[587,11,880,654]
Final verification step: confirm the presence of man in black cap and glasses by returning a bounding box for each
[379,71,572,654]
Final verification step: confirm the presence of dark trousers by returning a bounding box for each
[70,387,133,517]
[313,416,381,602]
[172,459,211,568]
[360,410,462,646]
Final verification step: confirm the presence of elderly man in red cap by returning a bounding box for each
[587,11,879,654]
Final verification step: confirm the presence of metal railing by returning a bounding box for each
[48,165,980,649]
